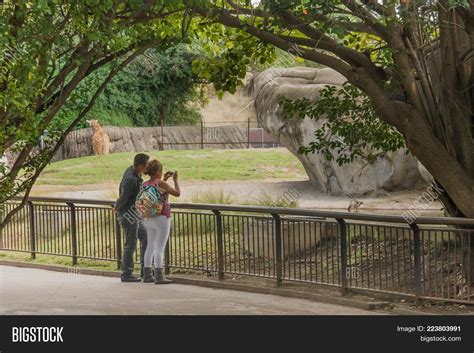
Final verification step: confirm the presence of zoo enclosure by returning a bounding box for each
[1,197,473,304]
[54,120,279,162]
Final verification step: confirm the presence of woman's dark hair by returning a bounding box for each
[145,159,163,177]
[133,153,150,167]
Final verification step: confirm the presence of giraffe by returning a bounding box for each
[86,119,110,156]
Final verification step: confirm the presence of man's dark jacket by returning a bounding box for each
[115,166,143,215]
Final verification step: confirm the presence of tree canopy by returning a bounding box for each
[56,44,206,130]
[0,0,189,224]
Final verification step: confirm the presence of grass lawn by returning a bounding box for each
[0,251,118,272]
[37,148,306,186]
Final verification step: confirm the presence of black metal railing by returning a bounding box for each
[1,197,473,304]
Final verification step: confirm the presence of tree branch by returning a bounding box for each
[0,44,152,227]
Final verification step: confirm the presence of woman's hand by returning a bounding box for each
[158,172,181,197]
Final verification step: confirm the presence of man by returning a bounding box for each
[115,153,150,282]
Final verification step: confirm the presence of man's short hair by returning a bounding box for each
[133,153,150,167]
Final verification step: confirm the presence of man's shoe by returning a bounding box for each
[142,268,154,283]
[154,268,173,284]
[121,276,141,283]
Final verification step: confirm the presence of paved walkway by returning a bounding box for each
[0,266,383,315]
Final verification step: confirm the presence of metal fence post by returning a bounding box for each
[164,234,171,275]
[160,117,165,151]
[410,223,422,302]
[115,218,122,270]
[247,118,250,148]
[200,119,204,149]
[28,201,36,260]
[67,202,78,265]
[337,218,348,294]
[213,210,225,280]
[272,213,283,286]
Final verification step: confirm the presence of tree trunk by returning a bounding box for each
[437,3,473,292]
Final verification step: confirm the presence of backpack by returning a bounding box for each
[135,183,164,219]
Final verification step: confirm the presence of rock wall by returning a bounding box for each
[54,125,249,161]
[248,67,426,196]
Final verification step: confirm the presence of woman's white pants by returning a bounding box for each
[143,216,171,268]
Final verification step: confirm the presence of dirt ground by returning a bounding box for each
[31,179,444,215]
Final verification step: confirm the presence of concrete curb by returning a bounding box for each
[0,260,120,278]
[390,307,432,316]
[0,260,391,312]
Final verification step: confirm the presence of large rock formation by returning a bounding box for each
[248,67,426,196]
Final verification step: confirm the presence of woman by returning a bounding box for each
[141,159,180,284]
